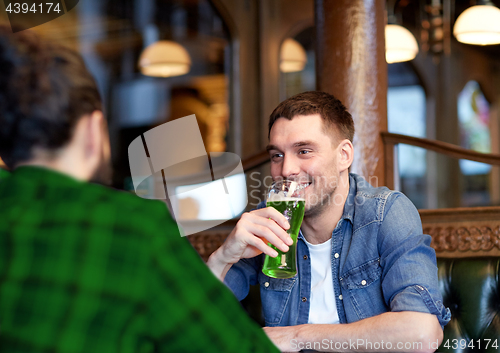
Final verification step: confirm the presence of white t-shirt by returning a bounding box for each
[304,237,340,324]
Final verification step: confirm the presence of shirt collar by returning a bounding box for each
[12,165,84,188]
[342,173,357,224]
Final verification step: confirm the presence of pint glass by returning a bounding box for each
[262,180,305,278]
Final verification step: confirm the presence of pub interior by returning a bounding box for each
[2,0,500,351]
[1,0,500,210]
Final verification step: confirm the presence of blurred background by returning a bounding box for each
[1,0,500,220]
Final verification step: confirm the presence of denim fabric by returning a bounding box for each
[224,173,451,328]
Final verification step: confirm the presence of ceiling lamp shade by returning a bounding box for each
[385,24,419,64]
[139,40,191,77]
[280,38,307,73]
[453,5,500,45]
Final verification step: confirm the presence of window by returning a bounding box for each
[387,63,427,209]
[458,81,492,206]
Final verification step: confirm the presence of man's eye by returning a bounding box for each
[271,153,283,160]
[299,150,310,155]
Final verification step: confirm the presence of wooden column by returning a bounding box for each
[315,0,387,187]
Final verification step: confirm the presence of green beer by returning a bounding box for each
[262,198,305,278]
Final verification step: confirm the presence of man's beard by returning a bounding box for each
[304,187,336,218]
[303,175,339,218]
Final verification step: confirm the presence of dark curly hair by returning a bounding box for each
[268,91,354,143]
[0,25,102,169]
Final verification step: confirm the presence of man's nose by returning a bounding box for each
[281,155,300,179]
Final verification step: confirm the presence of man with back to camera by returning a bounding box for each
[0,26,279,353]
[207,91,451,352]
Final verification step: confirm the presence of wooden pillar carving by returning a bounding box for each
[315,0,388,187]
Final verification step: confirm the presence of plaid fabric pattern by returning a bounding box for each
[0,167,9,181]
[0,166,278,353]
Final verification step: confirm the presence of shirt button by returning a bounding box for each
[339,295,343,300]
[361,280,367,286]
[264,282,269,288]
[302,297,307,302]
[334,253,339,259]
[303,255,308,260]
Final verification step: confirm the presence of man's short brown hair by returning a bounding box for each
[268,91,355,143]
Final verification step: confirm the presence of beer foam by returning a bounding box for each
[267,193,305,202]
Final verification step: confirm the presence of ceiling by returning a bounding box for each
[393,0,500,58]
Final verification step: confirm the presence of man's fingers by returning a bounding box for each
[218,207,297,264]
[247,209,293,245]
[252,223,289,252]
[240,213,292,249]
[254,207,290,230]
[247,236,279,258]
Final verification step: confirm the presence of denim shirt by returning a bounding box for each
[224,173,451,328]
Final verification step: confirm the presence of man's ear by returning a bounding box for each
[338,139,354,172]
[84,110,104,170]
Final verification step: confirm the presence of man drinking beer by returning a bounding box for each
[208,91,450,352]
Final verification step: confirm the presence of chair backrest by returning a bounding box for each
[421,206,500,258]
[437,257,500,352]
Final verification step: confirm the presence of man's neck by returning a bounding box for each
[15,150,91,182]
[300,173,350,245]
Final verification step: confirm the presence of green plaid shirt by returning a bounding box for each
[0,166,278,353]
[0,167,9,181]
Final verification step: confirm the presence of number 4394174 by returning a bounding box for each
[443,339,498,350]
[6,3,61,14]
